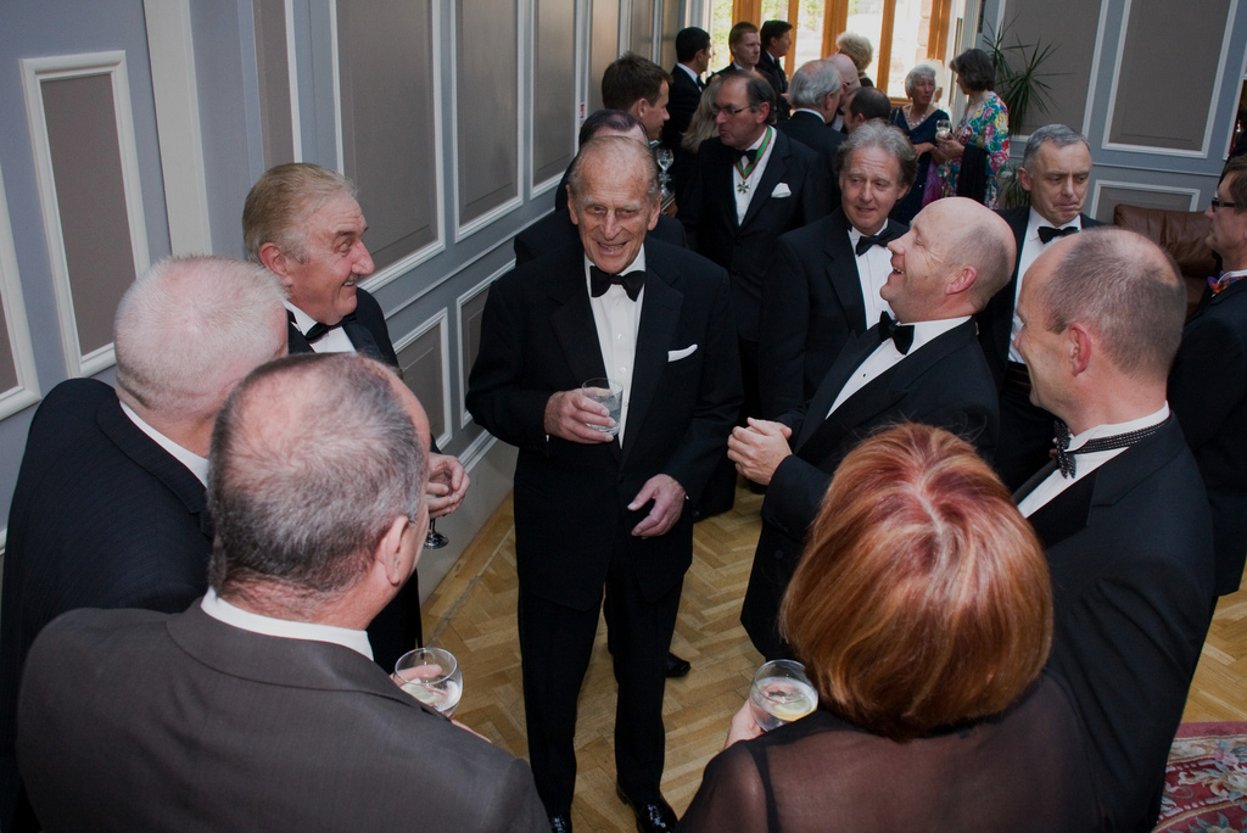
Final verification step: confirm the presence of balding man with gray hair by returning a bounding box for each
[1012,228,1214,832]
[16,353,549,833]
[0,255,287,832]
[778,59,845,164]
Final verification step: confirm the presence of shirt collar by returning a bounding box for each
[119,400,209,486]
[676,63,700,83]
[1026,207,1082,241]
[1066,404,1170,452]
[284,301,320,335]
[903,315,970,353]
[583,246,648,299]
[201,588,374,660]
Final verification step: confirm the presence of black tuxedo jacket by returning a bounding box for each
[757,208,907,416]
[661,65,703,152]
[18,604,548,833]
[741,319,998,657]
[680,131,830,341]
[755,51,790,119]
[466,240,741,610]
[777,111,844,209]
[513,210,687,266]
[978,207,1103,386]
[1017,419,1214,832]
[286,287,398,366]
[0,378,212,831]
[1169,278,1247,595]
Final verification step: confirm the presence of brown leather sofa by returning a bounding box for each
[1112,203,1218,316]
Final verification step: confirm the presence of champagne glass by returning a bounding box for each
[655,146,675,201]
[393,646,463,716]
[934,118,952,143]
[749,659,817,731]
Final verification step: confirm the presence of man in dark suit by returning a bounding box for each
[518,111,686,265]
[844,86,892,131]
[0,256,288,833]
[977,124,1101,489]
[828,53,863,132]
[756,20,792,120]
[17,353,548,833]
[467,137,741,833]
[759,121,914,416]
[1012,228,1215,833]
[716,21,760,75]
[602,52,670,142]
[732,197,1014,659]
[1169,155,1247,597]
[244,162,469,668]
[777,58,845,210]
[661,27,711,201]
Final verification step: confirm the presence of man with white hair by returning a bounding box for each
[827,52,862,131]
[777,58,845,160]
[0,256,287,833]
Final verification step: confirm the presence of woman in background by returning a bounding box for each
[889,64,949,223]
[680,423,1095,833]
[835,32,874,88]
[675,75,724,207]
[936,48,1010,208]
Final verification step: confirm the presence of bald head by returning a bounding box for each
[936,197,1017,306]
[209,353,429,607]
[829,53,861,103]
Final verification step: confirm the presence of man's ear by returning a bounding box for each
[1017,165,1034,194]
[1068,323,1093,376]
[946,264,977,296]
[375,515,412,587]
[258,242,293,283]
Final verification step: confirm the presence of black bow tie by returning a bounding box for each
[1053,417,1168,478]
[855,230,894,256]
[289,310,346,344]
[878,311,914,354]
[1038,225,1078,244]
[590,266,645,301]
[733,147,759,165]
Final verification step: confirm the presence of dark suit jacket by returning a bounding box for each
[286,286,420,668]
[513,210,687,266]
[0,378,212,831]
[978,207,1104,387]
[17,604,548,833]
[661,65,702,153]
[755,51,790,120]
[741,320,999,658]
[757,208,908,416]
[1018,419,1214,833]
[466,240,742,610]
[777,111,844,208]
[1169,278,1247,595]
[679,131,830,341]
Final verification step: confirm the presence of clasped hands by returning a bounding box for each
[426,453,469,518]
[543,389,686,537]
[727,418,793,486]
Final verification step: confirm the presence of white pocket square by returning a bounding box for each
[667,344,698,362]
[771,183,792,199]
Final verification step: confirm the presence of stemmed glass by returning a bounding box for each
[393,646,463,716]
[655,146,674,202]
[425,519,448,549]
[934,118,952,143]
[748,659,817,731]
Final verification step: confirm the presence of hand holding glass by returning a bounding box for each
[581,378,622,437]
[749,659,817,731]
[393,646,462,716]
[934,119,952,142]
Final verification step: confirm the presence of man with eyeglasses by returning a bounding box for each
[976,124,1102,489]
[678,70,829,514]
[1169,153,1247,597]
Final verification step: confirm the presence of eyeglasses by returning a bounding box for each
[712,104,752,117]
[1211,197,1238,210]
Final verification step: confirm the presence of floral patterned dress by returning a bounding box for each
[940,90,1010,208]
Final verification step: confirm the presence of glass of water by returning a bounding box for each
[749,659,817,731]
[581,377,622,437]
[393,646,463,717]
[934,118,952,142]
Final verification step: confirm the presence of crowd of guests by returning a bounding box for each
[0,16,1241,833]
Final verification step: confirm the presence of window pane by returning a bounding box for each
[794,1,825,68]
[845,0,883,83]
[886,0,931,99]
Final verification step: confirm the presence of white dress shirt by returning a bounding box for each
[119,400,209,486]
[734,126,777,223]
[1017,404,1170,517]
[201,587,375,660]
[584,248,646,444]
[829,316,969,415]
[286,301,356,355]
[847,225,897,326]
[1009,209,1083,363]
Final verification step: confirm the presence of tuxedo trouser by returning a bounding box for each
[518,564,682,815]
[995,385,1058,492]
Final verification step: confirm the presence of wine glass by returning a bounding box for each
[934,118,952,143]
[655,146,674,201]
[748,659,817,731]
[393,646,463,716]
[424,518,448,549]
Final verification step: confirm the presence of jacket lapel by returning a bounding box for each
[1025,470,1096,547]
[740,129,789,229]
[825,210,867,331]
[342,318,384,362]
[621,257,682,466]
[549,250,617,459]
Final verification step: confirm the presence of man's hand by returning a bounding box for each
[727,418,793,485]
[426,453,470,518]
[543,390,616,444]
[628,474,686,538]
[725,701,763,748]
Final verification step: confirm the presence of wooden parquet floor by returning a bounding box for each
[423,484,1247,833]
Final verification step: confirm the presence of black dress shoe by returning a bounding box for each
[665,651,692,678]
[616,784,678,833]
[548,813,572,833]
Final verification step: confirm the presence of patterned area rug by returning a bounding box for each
[1156,722,1247,832]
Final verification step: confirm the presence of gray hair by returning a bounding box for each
[209,353,427,602]
[789,59,842,109]
[242,163,358,262]
[114,256,286,422]
[835,32,874,72]
[904,64,937,98]
[1022,124,1091,172]
[1041,228,1186,380]
[568,135,660,203]
[837,121,918,186]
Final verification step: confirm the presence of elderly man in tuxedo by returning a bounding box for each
[977,124,1102,489]
[733,197,1012,659]
[777,58,844,159]
[467,136,740,833]
[828,53,863,131]
[1012,228,1214,832]
[0,256,287,833]
[1169,154,1247,597]
[244,162,468,667]
[759,121,914,417]
[17,353,548,833]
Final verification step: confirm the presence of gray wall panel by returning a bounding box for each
[534,0,577,185]
[399,325,446,440]
[590,0,621,112]
[1094,185,1197,223]
[0,302,15,392]
[254,0,294,168]
[998,0,1100,136]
